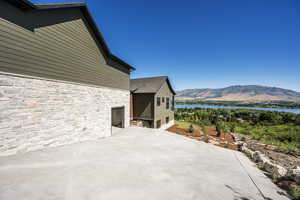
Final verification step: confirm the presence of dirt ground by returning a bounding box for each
[167,124,238,151]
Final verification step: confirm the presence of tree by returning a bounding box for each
[216,122,222,137]
[296,115,300,126]
[202,126,209,143]
[230,124,236,133]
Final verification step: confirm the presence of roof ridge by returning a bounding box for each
[131,76,168,80]
[130,76,176,95]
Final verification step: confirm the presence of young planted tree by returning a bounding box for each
[202,126,209,143]
[216,122,222,137]
[188,124,194,133]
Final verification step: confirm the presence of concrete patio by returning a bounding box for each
[0,127,290,200]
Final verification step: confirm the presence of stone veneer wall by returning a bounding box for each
[0,73,130,156]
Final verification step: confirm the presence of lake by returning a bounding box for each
[175,104,300,114]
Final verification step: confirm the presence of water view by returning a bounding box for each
[176,104,300,114]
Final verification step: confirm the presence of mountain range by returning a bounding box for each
[176,85,300,102]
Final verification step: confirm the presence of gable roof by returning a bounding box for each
[5,0,135,73]
[130,76,176,95]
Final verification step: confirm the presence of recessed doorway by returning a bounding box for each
[111,106,125,128]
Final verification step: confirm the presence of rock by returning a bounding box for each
[4,88,21,94]
[210,140,220,145]
[274,165,288,178]
[242,146,255,158]
[253,151,269,163]
[235,141,244,146]
[265,144,279,151]
[0,79,13,86]
[250,150,289,178]
[237,133,300,185]
[263,160,275,173]
[288,166,300,184]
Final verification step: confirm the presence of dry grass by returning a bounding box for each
[175,121,202,130]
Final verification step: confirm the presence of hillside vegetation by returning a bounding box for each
[175,108,300,153]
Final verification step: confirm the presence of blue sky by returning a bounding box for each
[33,0,300,91]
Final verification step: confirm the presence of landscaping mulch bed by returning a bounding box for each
[167,125,201,137]
[167,125,238,151]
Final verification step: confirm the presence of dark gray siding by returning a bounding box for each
[0,1,129,90]
[154,82,175,128]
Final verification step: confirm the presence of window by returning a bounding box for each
[156,120,161,128]
[166,117,169,124]
[162,97,165,103]
[157,97,161,106]
[172,96,175,110]
[166,97,170,109]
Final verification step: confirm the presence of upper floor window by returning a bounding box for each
[157,97,161,106]
[172,96,175,110]
[166,97,170,109]
[162,97,165,103]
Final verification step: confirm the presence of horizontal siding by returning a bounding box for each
[154,82,175,128]
[0,3,129,90]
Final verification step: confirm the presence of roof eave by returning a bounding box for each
[110,54,136,71]
[166,78,177,95]
[79,6,135,72]
[35,3,86,10]
[6,0,36,10]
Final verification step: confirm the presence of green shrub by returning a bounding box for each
[230,124,236,133]
[256,162,265,170]
[290,188,300,200]
[244,151,252,159]
[188,124,194,133]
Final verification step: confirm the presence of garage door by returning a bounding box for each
[111,107,125,128]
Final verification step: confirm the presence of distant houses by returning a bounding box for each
[130,76,176,129]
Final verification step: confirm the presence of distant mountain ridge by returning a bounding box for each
[176,85,300,102]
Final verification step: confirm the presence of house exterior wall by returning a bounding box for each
[0,2,131,156]
[0,74,130,156]
[132,93,154,120]
[154,82,175,129]
[0,1,129,90]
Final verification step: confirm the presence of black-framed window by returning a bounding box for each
[166,117,169,124]
[166,97,170,109]
[162,97,165,103]
[172,96,175,110]
[157,97,161,106]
